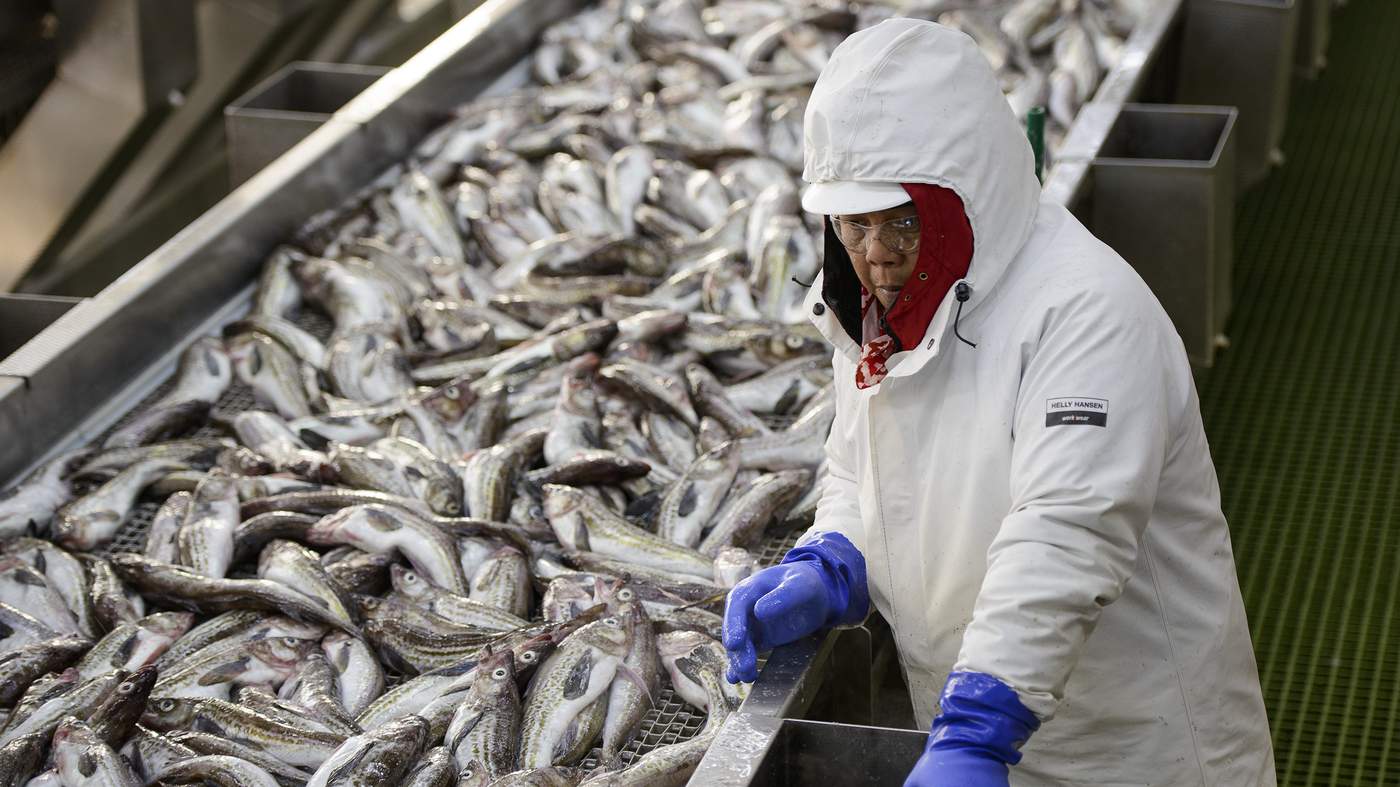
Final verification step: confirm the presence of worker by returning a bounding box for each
[722,19,1277,787]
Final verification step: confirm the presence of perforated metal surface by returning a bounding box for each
[1196,2,1400,783]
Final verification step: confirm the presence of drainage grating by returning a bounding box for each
[1195,1,1400,784]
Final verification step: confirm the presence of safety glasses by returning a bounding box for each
[830,215,922,254]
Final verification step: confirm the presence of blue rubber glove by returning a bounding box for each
[904,672,1041,787]
[722,532,869,684]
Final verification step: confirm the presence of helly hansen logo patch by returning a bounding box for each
[1046,397,1108,427]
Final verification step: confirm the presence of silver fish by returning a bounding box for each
[544,485,713,579]
[228,331,314,419]
[0,451,88,541]
[51,458,186,551]
[699,469,810,556]
[104,337,232,448]
[52,716,139,787]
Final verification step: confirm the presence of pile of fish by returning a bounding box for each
[0,268,828,786]
[0,0,1155,782]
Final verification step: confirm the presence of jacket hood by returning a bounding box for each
[803,19,1041,365]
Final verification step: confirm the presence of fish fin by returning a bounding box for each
[616,663,653,706]
[197,658,251,685]
[562,651,595,700]
[298,429,331,452]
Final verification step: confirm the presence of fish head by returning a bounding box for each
[389,565,431,600]
[478,646,518,689]
[559,320,620,358]
[353,594,387,620]
[541,485,589,551]
[418,377,477,423]
[576,614,631,657]
[51,510,114,551]
[94,665,158,732]
[140,696,200,731]
[247,635,319,671]
[456,759,492,787]
[512,632,556,681]
[140,611,196,641]
[424,476,465,517]
[657,630,710,660]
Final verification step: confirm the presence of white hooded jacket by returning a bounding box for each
[798,20,1276,786]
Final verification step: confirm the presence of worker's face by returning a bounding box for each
[836,203,921,309]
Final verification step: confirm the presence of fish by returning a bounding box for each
[330,437,464,516]
[698,469,810,556]
[0,557,80,634]
[76,607,194,680]
[228,331,315,419]
[168,730,315,785]
[545,485,714,579]
[51,458,186,551]
[120,726,198,784]
[599,597,660,765]
[517,615,633,769]
[142,697,346,770]
[403,746,458,787]
[152,632,318,700]
[51,716,140,787]
[109,554,358,634]
[0,668,127,747]
[713,546,759,588]
[391,565,528,630]
[307,504,467,595]
[256,540,357,630]
[0,451,89,541]
[445,647,521,779]
[176,472,241,579]
[470,545,532,619]
[146,490,191,564]
[104,337,232,448]
[152,754,281,787]
[307,713,430,787]
[598,359,699,428]
[285,651,363,736]
[86,664,158,747]
[321,631,385,718]
[81,555,146,631]
[0,636,90,706]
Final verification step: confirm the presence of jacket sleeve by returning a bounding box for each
[953,284,1179,721]
[799,361,866,555]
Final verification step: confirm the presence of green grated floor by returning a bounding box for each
[1196,1,1400,785]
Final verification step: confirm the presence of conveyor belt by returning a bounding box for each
[92,303,807,768]
[1196,1,1400,783]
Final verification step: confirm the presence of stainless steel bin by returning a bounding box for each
[225,61,390,187]
[1091,104,1238,368]
[1176,0,1297,188]
[740,719,927,787]
[0,294,82,362]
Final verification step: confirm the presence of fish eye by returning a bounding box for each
[493,668,508,679]
[520,651,537,663]
[284,637,299,647]
[446,386,459,398]
[157,699,175,712]
[785,335,803,349]
[603,617,619,627]
[617,589,634,601]
[404,572,418,583]
[118,684,134,694]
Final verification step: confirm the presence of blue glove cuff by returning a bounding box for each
[928,672,1040,766]
[780,532,870,627]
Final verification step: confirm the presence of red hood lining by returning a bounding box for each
[878,183,975,352]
